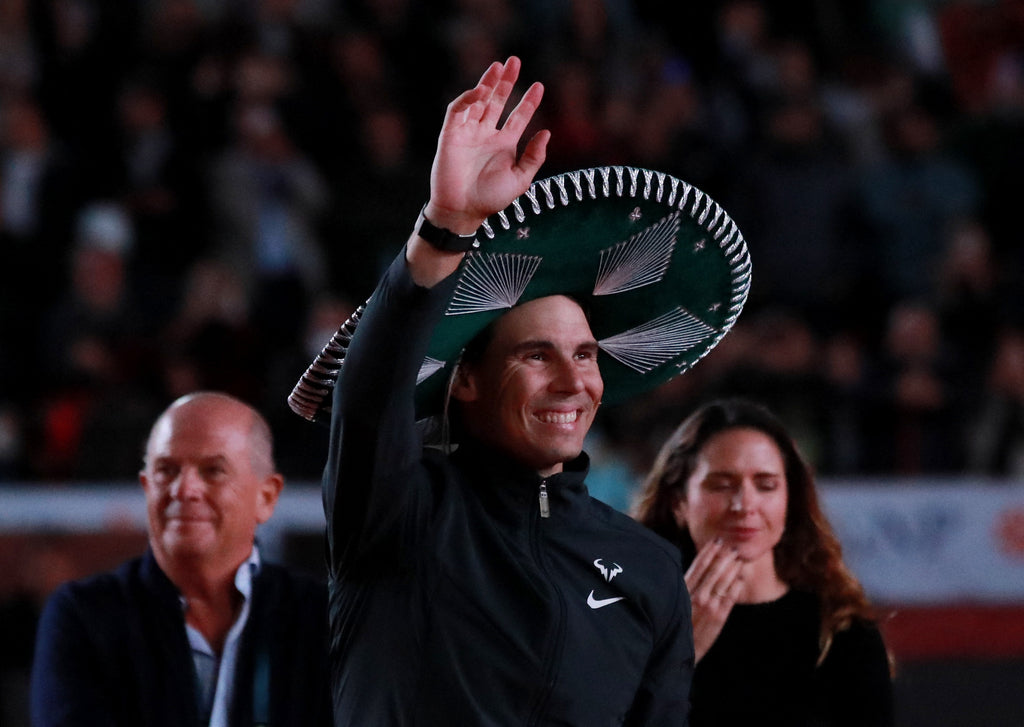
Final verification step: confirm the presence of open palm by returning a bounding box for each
[427,56,550,232]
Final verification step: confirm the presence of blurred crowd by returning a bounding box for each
[2,0,1024,486]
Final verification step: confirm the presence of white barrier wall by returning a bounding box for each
[3,480,1024,604]
[821,480,1024,604]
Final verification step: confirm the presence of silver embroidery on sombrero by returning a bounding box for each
[725,224,753,321]
[480,167,696,240]
[417,357,446,384]
[287,302,366,422]
[593,212,680,296]
[446,252,543,315]
[554,175,570,205]
[288,166,752,424]
[598,307,718,374]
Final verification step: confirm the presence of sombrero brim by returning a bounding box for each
[288,166,751,423]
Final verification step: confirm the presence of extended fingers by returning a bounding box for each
[445,85,488,126]
[445,57,536,134]
[722,568,745,602]
[708,556,744,601]
[516,128,550,178]
[688,542,743,602]
[479,57,522,127]
[500,80,544,140]
[444,60,506,122]
[685,538,727,590]
[479,58,509,88]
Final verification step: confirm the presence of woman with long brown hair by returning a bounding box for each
[635,398,893,726]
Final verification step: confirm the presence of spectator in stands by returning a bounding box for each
[708,308,832,469]
[0,94,79,402]
[0,402,26,478]
[819,328,873,475]
[30,391,331,726]
[331,104,430,300]
[0,0,1021,492]
[967,325,1024,477]
[634,398,894,726]
[933,217,1007,392]
[946,47,1024,281]
[159,257,262,403]
[40,201,145,382]
[31,202,160,481]
[113,71,211,324]
[862,299,967,474]
[27,0,143,193]
[858,101,980,305]
[731,91,864,330]
[208,96,329,350]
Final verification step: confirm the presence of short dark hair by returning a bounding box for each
[459,293,593,367]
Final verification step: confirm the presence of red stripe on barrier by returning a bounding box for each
[879,604,1024,660]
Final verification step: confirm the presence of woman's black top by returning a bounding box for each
[690,588,893,727]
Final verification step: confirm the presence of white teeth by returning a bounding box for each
[537,411,578,424]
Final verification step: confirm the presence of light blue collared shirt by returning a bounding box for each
[182,546,261,727]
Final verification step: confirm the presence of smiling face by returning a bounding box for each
[140,394,282,573]
[452,295,604,477]
[674,427,788,574]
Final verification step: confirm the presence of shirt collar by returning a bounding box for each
[234,544,261,601]
[178,544,262,614]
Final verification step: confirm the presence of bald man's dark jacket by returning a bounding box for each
[30,549,331,726]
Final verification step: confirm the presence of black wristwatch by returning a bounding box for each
[415,204,480,252]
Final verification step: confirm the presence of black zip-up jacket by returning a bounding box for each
[324,251,694,726]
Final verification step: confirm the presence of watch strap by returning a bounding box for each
[415,205,480,252]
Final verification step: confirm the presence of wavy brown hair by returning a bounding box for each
[633,398,887,666]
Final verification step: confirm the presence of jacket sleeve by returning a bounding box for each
[322,249,460,573]
[624,568,694,726]
[30,585,119,727]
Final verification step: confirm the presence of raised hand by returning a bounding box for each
[684,538,746,663]
[425,56,550,234]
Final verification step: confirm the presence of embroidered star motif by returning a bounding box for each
[629,206,642,222]
[708,302,721,312]
[694,238,706,252]
[516,227,530,240]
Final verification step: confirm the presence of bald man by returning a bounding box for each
[31,392,332,727]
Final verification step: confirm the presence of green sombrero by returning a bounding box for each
[288,166,751,423]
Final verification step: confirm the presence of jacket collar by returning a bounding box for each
[451,437,592,520]
[140,548,182,603]
[140,546,264,604]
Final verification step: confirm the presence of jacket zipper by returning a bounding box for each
[538,481,550,518]
[528,476,565,725]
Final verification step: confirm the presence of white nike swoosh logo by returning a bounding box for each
[587,590,625,609]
